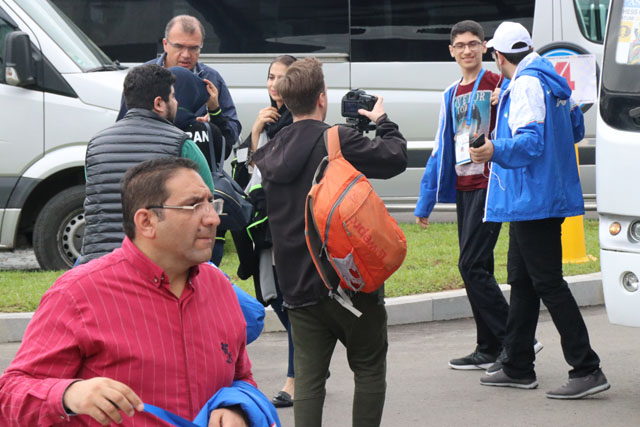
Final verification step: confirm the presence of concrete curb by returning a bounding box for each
[264,272,604,332]
[0,273,604,343]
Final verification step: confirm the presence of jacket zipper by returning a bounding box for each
[215,189,243,207]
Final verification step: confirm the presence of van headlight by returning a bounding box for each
[629,221,640,242]
[621,272,639,292]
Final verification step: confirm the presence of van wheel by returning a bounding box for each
[33,185,85,270]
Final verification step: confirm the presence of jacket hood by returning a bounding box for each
[169,66,209,130]
[520,55,572,100]
[257,119,329,184]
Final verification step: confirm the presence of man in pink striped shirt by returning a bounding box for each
[0,158,254,426]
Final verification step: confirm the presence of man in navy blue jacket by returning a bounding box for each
[471,21,609,400]
[117,14,241,144]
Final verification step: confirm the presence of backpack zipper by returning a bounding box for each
[215,189,243,207]
[322,173,364,249]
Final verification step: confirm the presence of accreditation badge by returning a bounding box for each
[455,132,471,165]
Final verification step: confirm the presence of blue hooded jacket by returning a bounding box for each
[485,53,585,222]
[414,75,510,219]
[413,80,458,218]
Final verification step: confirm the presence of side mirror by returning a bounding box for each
[4,31,36,86]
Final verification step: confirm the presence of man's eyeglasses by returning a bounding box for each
[452,41,483,51]
[146,199,224,216]
[166,39,202,54]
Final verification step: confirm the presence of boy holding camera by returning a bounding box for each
[253,57,406,427]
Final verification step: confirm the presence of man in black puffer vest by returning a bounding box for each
[78,64,214,265]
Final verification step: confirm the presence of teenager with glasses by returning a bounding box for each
[415,20,544,372]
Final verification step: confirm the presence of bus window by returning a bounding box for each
[573,0,609,43]
[52,0,349,62]
[600,0,640,131]
[350,0,534,62]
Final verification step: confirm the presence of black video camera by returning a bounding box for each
[341,89,378,133]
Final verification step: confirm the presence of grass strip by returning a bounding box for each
[0,220,600,312]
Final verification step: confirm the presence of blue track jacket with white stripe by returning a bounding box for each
[485,52,585,223]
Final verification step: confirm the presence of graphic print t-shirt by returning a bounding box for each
[452,70,503,191]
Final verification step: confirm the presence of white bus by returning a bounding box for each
[54,0,608,210]
[596,0,640,327]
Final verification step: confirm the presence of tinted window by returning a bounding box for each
[600,0,640,131]
[0,17,17,83]
[52,0,349,62]
[350,0,534,62]
[573,0,610,43]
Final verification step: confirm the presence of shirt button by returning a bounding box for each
[154,277,158,283]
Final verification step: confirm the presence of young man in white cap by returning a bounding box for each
[470,21,610,399]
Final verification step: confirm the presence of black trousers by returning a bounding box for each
[503,218,601,379]
[457,189,508,356]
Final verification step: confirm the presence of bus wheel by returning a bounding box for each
[33,185,85,270]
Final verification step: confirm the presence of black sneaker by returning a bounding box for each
[480,369,538,389]
[546,369,610,399]
[486,339,544,375]
[486,348,508,375]
[448,350,496,370]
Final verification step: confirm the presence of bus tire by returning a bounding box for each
[33,185,85,270]
[538,42,599,113]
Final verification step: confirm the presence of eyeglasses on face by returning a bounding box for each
[166,39,202,54]
[452,40,483,51]
[146,199,224,216]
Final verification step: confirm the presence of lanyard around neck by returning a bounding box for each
[452,68,486,128]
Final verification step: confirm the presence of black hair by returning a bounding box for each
[450,20,485,44]
[121,157,198,239]
[498,43,534,65]
[123,64,176,111]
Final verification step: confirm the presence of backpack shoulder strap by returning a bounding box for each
[325,125,342,161]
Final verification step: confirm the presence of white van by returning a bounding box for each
[55,0,609,211]
[0,0,126,269]
[2,0,609,270]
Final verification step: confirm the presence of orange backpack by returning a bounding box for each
[305,126,407,296]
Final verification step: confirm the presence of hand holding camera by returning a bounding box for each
[341,89,383,132]
[357,96,384,123]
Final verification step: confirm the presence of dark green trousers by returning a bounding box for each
[288,293,388,427]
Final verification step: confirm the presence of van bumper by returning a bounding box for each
[0,208,20,249]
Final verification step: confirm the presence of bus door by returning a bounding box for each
[597,0,640,327]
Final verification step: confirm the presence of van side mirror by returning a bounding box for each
[4,31,36,86]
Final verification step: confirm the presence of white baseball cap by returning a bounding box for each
[486,22,533,53]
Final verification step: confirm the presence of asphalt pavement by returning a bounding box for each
[2,306,639,426]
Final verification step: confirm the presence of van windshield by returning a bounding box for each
[602,0,640,93]
[15,0,115,71]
